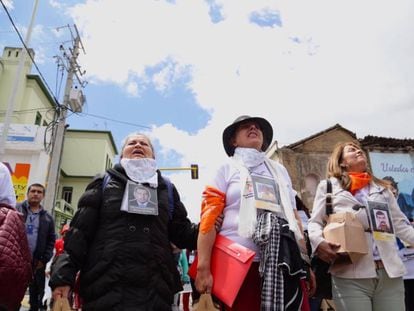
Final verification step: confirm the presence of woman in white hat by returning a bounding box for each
[195,116,313,310]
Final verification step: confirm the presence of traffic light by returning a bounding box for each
[191,164,199,179]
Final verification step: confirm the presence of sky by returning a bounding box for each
[1,0,414,222]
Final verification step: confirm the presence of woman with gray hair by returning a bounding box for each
[50,132,199,311]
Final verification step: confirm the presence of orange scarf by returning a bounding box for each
[348,172,372,195]
[200,186,226,234]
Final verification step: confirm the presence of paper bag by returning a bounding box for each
[188,234,256,307]
[52,297,71,311]
[323,211,368,262]
[194,294,220,311]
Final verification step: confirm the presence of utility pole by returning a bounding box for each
[43,25,85,213]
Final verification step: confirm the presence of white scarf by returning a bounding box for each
[120,158,158,187]
[234,147,266,168]
[232,148,302,241]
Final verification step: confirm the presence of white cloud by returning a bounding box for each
[65,0,414,220]
[152,60,189,92]
[49,0,63,9]
[126,81,138,97]
[2,0,13,10]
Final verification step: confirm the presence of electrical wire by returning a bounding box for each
[78,112,151,129]
[0,0,61,108]
[54,58,65,99]
[0,0,68,152]
[0,4,144,146]
[0,107,51,114]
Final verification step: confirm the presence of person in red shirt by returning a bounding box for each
[55,224,69,256]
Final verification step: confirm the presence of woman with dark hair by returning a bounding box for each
[308,141,414,311]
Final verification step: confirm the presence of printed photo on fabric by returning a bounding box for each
[251,175,282,214]
[120,180,158,215]
[367,201,395,241]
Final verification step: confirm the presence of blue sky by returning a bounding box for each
[1,0,414,221]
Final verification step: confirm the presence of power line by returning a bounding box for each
[0,0,61,108]
[0,108,152,130]
[0,107,51,114]
[78,112,151,129]
[54,56,65,98]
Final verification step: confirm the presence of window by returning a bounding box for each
[62,187,73,204]
[106,154,112,169]
[35,112,42,125]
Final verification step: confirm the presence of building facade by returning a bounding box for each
[0,46,117,231]
[267,124,357,211]
[267,124,414,217]
[54,129,117,228]
[0,47,55,201]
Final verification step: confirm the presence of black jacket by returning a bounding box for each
[50,164,198,311]
[17,201,56,266]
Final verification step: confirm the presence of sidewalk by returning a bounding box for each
[20,293,195,311]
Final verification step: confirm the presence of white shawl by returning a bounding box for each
[232,152,302,242]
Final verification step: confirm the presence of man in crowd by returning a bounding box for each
[17,183,56,311]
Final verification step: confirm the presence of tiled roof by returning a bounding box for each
[359,135,414,149]
[286,123,356,149]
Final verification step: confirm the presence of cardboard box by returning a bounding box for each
[323,212,368,262]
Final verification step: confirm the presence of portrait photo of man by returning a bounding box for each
[374,209,391,233]
[129,184,156,209]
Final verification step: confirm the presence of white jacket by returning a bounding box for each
[0,162,16,207]
[308,177,414,279]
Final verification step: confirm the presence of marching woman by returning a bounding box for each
[308,141,414,311]
[50,132,199,311]
[196,115,314,310]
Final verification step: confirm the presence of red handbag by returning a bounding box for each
[188,234,256,308]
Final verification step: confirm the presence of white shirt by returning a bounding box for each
[210,159,296,260]
[0,162,16,207]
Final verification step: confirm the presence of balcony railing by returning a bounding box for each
[54,199,75,233]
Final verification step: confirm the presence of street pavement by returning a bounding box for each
[19,294,195,311]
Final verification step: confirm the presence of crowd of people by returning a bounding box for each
[1,115,414,311]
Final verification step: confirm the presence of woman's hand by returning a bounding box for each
[195,266,213,294]
[214,214,224,232]
[315,240,340,264]
[52,286,70,300]
[307,268,317,297]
